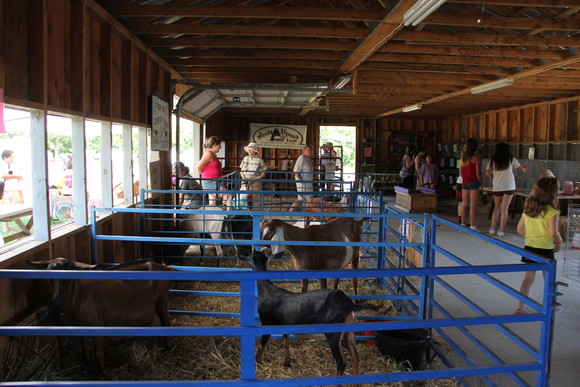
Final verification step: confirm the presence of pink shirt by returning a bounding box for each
[201,150,222,179]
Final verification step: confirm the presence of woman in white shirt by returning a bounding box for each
[485,143,526,237]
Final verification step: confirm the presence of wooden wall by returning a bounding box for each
[207,99,580,174]
[0,0,173,126]
[0,0,174,362]
[207,112,443,173]
[438,99,580,145]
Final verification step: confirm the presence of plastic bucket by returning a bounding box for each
[374,328,431,369]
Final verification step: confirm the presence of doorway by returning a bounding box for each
[319,125,356,183]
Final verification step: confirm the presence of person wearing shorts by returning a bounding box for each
[459,139,481,231]
[485,142,527,237]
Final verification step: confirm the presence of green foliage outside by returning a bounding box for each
[319,125,356,169]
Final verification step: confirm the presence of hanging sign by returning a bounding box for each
[249,123,307,149]
[151,95,170,151]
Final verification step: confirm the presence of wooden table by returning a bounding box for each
[483,188,580,218]
[0,205,33,243]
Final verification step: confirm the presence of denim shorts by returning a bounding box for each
[462,180,481,190]
[202,179,218,191]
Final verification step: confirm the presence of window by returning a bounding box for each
[47,114,74,226]
[0,108,33,245]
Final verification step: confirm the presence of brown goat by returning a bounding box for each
[30,258,175,373]
[303,195,349,227]
[260,217,367,294]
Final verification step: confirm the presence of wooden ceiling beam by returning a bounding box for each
[168,58,341,68]
[368,52,539,67]
[446,0,580,7]
[154,48,350,60]
[133,24,369,38]
[356,78,480,86]
[360,62,513,75]
[336,0,414,74]
[145,37,358,50]
[379,43,566,60]
[114,5,384,21]
[357,70,496,81]
[176,67,335,76]
[376,52,580,117]
[425,14,580,30]
[397,30,580,47]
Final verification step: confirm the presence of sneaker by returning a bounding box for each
[489,229,496,235]
[515,308,527,314]
[497,231,505,237]
[470,226,479,232]
[555,305,563,313]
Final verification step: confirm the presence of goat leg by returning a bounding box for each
[282,334,292,367]
[256,334,270,364]
[319,278,328,290]
[94,336,105,374]
[344,331,359,375]
[300,279,309,293]
[332,277,340,290]
[325,332,347,375]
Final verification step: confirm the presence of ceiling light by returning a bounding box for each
[402,104,422,112]
[332,74,352,89]
[471,78,514,94]
[404,0,447,27]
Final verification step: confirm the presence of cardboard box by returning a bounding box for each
[394,186,437,213]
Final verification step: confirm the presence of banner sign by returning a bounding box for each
[151,95,170,151]
[249,123,307,149]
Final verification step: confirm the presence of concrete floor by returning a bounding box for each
[397,195,580,386]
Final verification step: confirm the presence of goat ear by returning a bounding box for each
[70,261,98,270]
[25,259,52,269]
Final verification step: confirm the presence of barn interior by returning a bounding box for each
[0,0,579,385]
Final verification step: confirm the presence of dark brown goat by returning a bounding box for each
[30,258,175,373]
[260,217,367,294]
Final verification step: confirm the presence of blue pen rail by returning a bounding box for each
[0,196,557,385]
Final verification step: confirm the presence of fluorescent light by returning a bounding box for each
[471,78,514,94]
[332,74,352,89]
[404,0,447,27]
[402,104,422,112]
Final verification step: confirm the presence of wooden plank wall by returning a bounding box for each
[439,100,580,146]
[206,112,324,171]
[0,0,172,346]
[0,0,173,127]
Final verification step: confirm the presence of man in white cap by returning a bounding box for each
[320,141,337,191]
[240,142,267,208]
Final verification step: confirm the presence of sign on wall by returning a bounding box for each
[249,123,307,149]
[151,95,170,151]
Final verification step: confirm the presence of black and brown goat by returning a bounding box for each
[240,249,377,377]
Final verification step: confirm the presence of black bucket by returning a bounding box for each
[374,328,431,369]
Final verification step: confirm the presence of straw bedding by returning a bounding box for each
[5,252,458,385]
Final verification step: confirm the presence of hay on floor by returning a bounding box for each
[5,253,459,385]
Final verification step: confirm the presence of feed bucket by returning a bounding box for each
[374,328,431,369]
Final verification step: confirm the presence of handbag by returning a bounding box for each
[0,180,4,200]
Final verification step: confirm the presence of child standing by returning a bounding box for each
[419,154,438,189]
[515,177,562,314]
